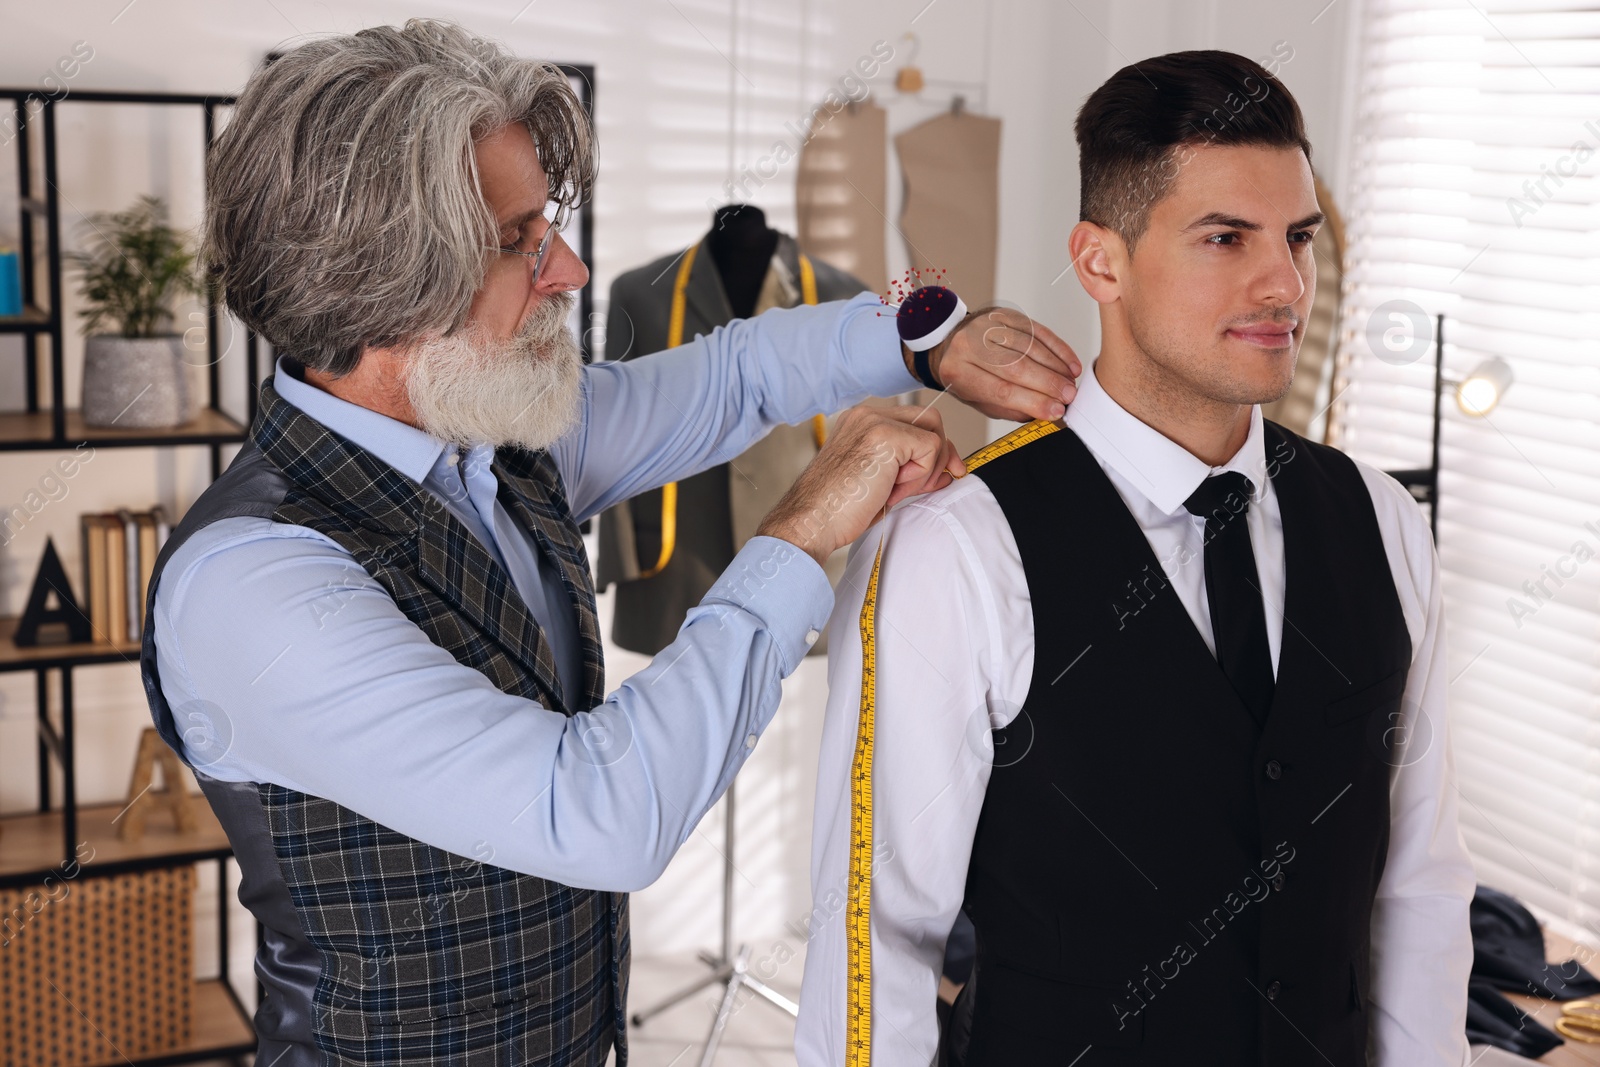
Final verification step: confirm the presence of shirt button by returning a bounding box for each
[1265,980,1282,1000]
[1271,872,1287,892]
[805,628,821,646]
[1264,759,1282,780]
[446,450,460,465]
[745,733,758,750]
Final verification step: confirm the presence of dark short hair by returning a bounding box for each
[1074,49,1311,249]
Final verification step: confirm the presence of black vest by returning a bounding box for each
[959,421,1411,1066]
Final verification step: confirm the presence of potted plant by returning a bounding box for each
[68,194,199,428]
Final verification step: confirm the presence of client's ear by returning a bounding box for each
[1068,221,1123,304]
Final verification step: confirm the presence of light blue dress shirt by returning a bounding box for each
[153,292,919,892]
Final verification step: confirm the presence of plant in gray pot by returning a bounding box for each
[69,194,199,429]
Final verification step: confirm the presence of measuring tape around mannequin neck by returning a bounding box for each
[638,243,823,580]
[844,416,1061,1066]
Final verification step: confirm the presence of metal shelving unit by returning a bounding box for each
[0,85,260,1066]
[1,87,263,477]
[0,65,598,1065]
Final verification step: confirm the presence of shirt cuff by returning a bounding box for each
[703,534,834,674]
[841,291,922,398]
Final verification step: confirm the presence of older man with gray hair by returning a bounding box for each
[138,18,1078,1066]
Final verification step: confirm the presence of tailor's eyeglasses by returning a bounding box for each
[495,201,571,287]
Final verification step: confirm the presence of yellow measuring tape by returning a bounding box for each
[799,254,827,450]
[639,244,823,579]
[844,417,1061,1066]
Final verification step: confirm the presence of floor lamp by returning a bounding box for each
[1382,313,1514,540]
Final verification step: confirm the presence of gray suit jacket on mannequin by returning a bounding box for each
[595,232,870,656]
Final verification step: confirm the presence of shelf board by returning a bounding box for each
[0,799,232,884]
[0,407,247,451]
[0,305,52,333]
[82,978,255,1067]
[0,616,142,673]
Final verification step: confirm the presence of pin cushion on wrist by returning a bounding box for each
[896,285,967,393]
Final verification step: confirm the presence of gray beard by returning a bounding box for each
[406,292,581,452]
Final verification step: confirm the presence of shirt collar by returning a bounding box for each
[1063,357,1268,517]
[273,355,448,484]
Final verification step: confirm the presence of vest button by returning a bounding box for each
[1271,871,1286,892]
[1264,759,1282,780]
[1266,979,1282,1000]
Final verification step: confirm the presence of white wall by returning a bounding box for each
[0,0,1359,1000]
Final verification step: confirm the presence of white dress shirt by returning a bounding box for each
[796,359,1475,1066]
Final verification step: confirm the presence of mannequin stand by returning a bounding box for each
[629,782,799,1066]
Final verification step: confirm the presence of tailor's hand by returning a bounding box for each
[755,405,964,569]
[903,305,1082,422]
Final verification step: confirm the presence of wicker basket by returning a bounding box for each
[0,865,194,1066]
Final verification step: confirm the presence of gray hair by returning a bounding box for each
[202,18,594,377]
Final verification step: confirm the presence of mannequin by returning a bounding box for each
[596,208,872,655]
[707,204,780,318]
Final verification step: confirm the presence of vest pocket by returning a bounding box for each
[1323,665,1407,726]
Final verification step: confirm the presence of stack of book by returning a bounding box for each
[79,507,171,646]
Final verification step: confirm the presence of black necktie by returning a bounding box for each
[1183,472,1275,725]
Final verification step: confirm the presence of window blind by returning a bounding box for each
[1332,0,1600,930]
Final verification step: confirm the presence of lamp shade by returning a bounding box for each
[1456,356,1514,417]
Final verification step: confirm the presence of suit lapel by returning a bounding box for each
[774,233,803,300]
[255,377,577,715]
[413,502,573,715]
[683,237,734,332]
[1256,421,1319,726]
[493,449,607,712]
[252,378,420,535]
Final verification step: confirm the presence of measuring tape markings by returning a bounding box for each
[843,417,1062,1066]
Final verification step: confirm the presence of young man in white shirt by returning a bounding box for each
[797,49,1474,1067]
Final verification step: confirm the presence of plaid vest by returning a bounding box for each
[141,378,628,1066]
